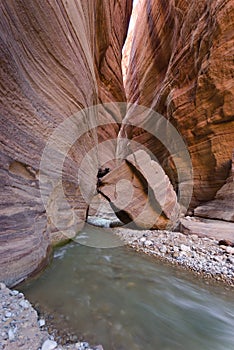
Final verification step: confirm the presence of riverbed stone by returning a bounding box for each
[226,246,234,255]
[144,240,153,247]
[159,245,167,254]
[38,319,46,327]
[8,328,15,341]
[5,311,12,318]
[227,257,234,264]
[0,283,6,290]
[19,300,30,309]
[180,244,191,252]
[41,339,58,350]
[10,290,19,296]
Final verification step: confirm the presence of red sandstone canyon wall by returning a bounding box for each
[123,0,234,209]
[0,0,132,286]
[1,0,233,286]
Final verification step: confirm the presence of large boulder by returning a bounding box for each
[98,150,180,230]
[180,217,234,243]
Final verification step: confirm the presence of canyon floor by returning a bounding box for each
[0,222,233,350]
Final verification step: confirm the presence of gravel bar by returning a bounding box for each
[113,227,234,287]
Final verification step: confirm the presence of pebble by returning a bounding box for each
[0,283,6,290]
[159,245,167,253]
[19,300,30,309]
[213,256,224,263]
[227,256,234,264]
[75,341,91,349]
[191,234,199,241]
[226,246,234,255]
[38,319,46,327]
[180,244,191,252]
[8,328,15,341]
[10,290,19,296]
[172,251,179,258]
[144,240,153,247]
[41,339,57,350]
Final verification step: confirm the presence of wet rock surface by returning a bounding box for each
[0,283,103,350]
[113,227,234,287]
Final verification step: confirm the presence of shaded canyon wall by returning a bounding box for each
[0,0,132,286]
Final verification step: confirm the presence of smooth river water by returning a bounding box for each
[19,225,234,350]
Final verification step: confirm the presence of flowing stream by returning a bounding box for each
[19,225,234,350]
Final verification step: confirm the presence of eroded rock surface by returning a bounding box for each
[124,0,234,208]
[180,217,234,244]
[0,0,131,286]
[194,151,234,222]
[126,150,180,223]
[1,0,233,286]
[98,150,179,230]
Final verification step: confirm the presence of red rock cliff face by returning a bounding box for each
[0,0,132,286]
[124,0,234,207]
[1,0,233,286]
[94,0,132,168]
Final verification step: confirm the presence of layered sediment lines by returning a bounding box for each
[1,0,234,286]
[0,0,132,286]
[123,0,234,208]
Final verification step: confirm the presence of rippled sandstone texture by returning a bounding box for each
[123,0,234,209]
[0,0,132,286]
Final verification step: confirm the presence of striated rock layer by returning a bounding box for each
[194,151,234,222]
[0,0,132,286]
[124,0,234,209]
